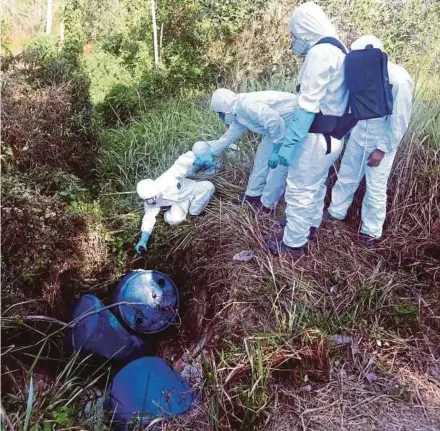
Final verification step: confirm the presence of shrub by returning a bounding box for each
[98,83,142,126]
[26,35,60,68]
[0,170,101,316]
[84,49,134,103]
[1,71,96,180]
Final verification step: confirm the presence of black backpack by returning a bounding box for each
[317,36,394,120]
[306,37,394,144]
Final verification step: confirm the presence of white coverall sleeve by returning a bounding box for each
[155,151,197,190]
[141,204,161,234]
[207,121,247,155]
[241,101,287,144]
[377,74,414,153]
[297,45,336,114]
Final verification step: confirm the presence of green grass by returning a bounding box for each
[98,99,225,190]
[410,75,440,148]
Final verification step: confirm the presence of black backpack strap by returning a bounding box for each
[324,135,331,155]
[315,37,348,55]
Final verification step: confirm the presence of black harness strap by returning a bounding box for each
[324,135,331,155]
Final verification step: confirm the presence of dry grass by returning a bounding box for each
[147,134,440,430]
[2,141,439,429]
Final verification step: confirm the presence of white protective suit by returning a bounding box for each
[208,89,298,209]
[328,35,414,238]
[138,151,215,234]
[283,2,348,248]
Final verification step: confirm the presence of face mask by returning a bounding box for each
[218,112,235,125]
[145,197,157,205]
[291,37,309,56]
[224,113,235,125]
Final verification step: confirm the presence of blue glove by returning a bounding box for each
[278,145,295,167]
[278,108,316,166]
[193,158,215,169]
[268,144,282,169]
[193,153,215,169]
[135,231,150,253]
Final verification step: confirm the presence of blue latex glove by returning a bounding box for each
[193,153,215,169]
[135,231,150,253]
[278,108,316,166]
[268,143,282,169]
[193,158,215,169]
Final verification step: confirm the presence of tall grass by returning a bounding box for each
[1,348,111,430]
[87,71,440,428]
[410,74,440,149]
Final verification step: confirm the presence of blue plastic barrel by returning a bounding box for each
[108,357,193,427]
[67,294,150,362]
[113,270,179,334]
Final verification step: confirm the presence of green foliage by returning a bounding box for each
[51,406,75,427]
[62,0,87,69]
[84,50,133,103]
[27,35,59,68]
[199,0,268,37]
[321,0,440,69]
[1,17,13,56]
[64,0,272,123]
[99,84,142,126]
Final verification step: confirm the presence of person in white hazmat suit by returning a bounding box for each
[135,142,216,253]
[267,2,348,256]
[328,35,414,246]
[203,89,298,211]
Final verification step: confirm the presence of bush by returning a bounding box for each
[27,35,60,68]
[99,83,142,126]
[0,170,101,316]
[1,70,96,180]
[84,49,134,103]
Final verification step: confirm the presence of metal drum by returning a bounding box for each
[67,294,150,362]
[113,270,179,334]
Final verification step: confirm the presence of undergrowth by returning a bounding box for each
[3,80,438,428]
[2,0,440,429]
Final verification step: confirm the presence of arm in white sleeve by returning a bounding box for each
[378,71,414,153]
[297,45,336,114]
[241,101,286,144]
[206,121,247,155]
[141,204,161,234]
[155,151,196,191]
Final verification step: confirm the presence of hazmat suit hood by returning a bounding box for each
[351,35,384,51]
[289,2,337,48]
[192,141,211,155]
[210,89,238,114]
[137,179,161,200]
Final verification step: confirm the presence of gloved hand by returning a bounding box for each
[135,232,150,254]
[278,108,316,166]
[268,144,282,169]
[278,144,296,167]
[193,158,215,169]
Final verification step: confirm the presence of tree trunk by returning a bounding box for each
[46,0,53,35]
[159,22,164,54]
[150,0,159,68]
